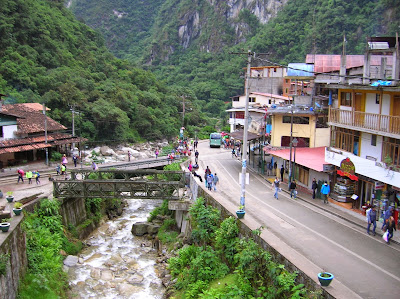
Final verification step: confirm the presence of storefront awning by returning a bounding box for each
[0,143,51,154]
[264,146,329,172]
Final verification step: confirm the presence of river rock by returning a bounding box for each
[85,253,103,263]
[101,269,114,281]
[117,283,144,296]
[64,255,79,267]
[90,267,102,279]
[127,273,144,285]
[131,222,149,236]
[100,146,116,156]
[109,254,124,264]
[147,224,161,235]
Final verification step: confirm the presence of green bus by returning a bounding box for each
[209,132,222,148]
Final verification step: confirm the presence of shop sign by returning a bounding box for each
[323,164,334,172]
[337,158,358,181]
[375,182,385,190]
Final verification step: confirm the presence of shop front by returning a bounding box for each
[330,158,359,207]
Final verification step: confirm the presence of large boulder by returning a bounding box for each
[100,146,116,156]
[131,222,149,236]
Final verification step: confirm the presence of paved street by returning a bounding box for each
[195,140,400,299]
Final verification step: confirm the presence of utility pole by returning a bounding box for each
[181,95,185,127]
[71,105,76,150]
[239,50,252,210]
[42,103,49,166]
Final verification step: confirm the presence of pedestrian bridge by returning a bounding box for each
[53,169,186,200]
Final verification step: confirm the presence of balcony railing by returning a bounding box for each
[329,108,400,135]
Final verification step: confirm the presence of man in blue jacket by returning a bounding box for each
[320,181,330,204]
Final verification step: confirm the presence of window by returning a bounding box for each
[281,136,310,147]
[340,92,352,106]
[236,111,244,119]
[316,116,329,128]
[0,126,3,138]
[371,135,377,146]
[282,116,310,124]
[233,96,239,102]
[249,97,256,103]
[382,137,400,166]
[331,128,360,155]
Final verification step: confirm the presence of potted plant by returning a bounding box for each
[13,202,23,216]
[236,205,245,219]
[6,191,14,203]
[0,218,11,233]
[318,271,334,287]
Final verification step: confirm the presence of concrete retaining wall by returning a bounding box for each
[0,217,27,299]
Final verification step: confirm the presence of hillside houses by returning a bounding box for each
[0,102,84,168]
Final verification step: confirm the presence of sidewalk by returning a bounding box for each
[261,174,400,245]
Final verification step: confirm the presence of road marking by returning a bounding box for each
[214,159,400,283]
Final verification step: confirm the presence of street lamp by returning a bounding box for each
[291,138,298,182]
[239,50,252,211]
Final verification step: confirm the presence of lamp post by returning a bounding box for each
[292,138,298,182]
[239,50,252,211]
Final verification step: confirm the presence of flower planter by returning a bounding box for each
[0,223,10,233]
[6,196,14,203]
[236,210,245,219]
[318,272,334,287]
[13,208,23,216]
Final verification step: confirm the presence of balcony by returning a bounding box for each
[329,108,400,137]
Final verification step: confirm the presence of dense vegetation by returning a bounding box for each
[0,0,210,142]
[160,197,320,298]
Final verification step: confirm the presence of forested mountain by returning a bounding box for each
[0,0,206,142]
[70,0,400,114]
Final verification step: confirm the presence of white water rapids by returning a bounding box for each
[67,199,165,298]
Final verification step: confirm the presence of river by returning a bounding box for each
[67,199,166,298]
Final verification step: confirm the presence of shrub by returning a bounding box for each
[0,253,10,276]
[50,151,62,162]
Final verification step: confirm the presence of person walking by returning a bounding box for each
[321,181,330,204]
[280,165,284,182]
[62,154,68,169]
[213,173,219,191]
[382,206,393,230]
[195,150,199,164]
[26,170,33,184]
[231,148,236,158]
[128,151,131,162]
[207,173,214,191]
[386,216,397,244]
[73,154,78,167]
[17,169,25,183]
[366,205,377,235]
[155,149,159,159]
[56,164,61,175]
[312,178,318,199]
[92,161,98,171]
[289,180,297,199]
[34,170,41,185]
[61,164,66,175]
[273,177,280,199]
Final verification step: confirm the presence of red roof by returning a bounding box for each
[264,146,328,172]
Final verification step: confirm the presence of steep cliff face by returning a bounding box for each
[69,0,287,63]
[146,0,287,63]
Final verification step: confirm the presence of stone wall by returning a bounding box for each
[0,217,27,299]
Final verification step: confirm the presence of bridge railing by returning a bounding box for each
[53,179,182,200]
